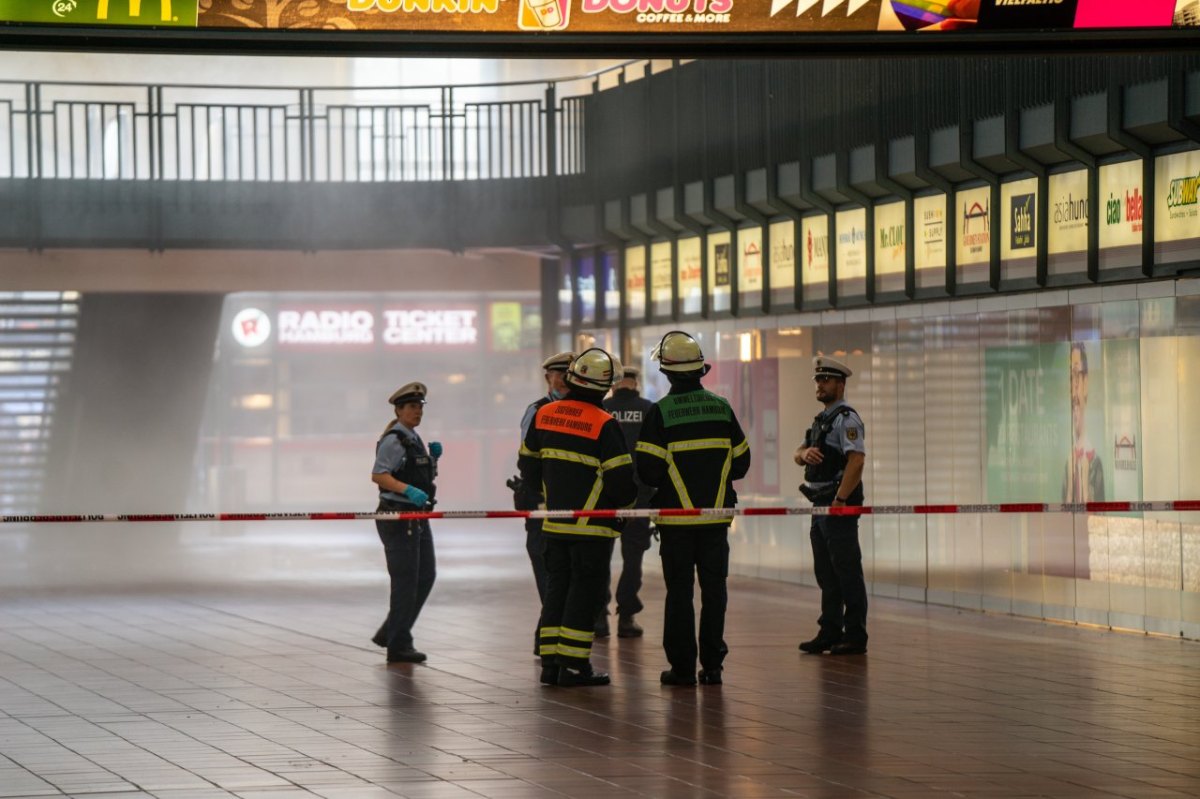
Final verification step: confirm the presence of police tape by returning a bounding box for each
[3,501,1200,525]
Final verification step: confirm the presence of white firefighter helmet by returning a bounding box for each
[652,330,705,373]
[565,347,617,392]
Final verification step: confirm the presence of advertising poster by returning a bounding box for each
[986,339,1143,579]
[489,301,523,352]
[835,207,868,297]
[577,253,596,324]
[874,200,905,293]
[769,219,796,309]
[1001,177,1038,281]
[738,225,764,312]
[799,214,828,296]
[707,230,732,314]
[650,240,673,318]
[601,249,619,320]
[1048,169,1089,276]
[1178,0,1200,25]
[956,186,991,283]
[1099,159,1144,271]
[1154,149,1200,264]
[677,235,702,315]
[914,192,946,288]
[625,244,646,321]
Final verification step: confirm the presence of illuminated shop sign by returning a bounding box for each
[232,306,479,348]
[382,309,478,345]
[2,0,1193,34]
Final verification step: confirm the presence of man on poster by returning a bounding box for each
[1063,342,1105,505]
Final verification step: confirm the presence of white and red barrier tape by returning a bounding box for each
[3,501,1200,524]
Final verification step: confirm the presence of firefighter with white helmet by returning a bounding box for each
[636,331,751,686]
[518,347,637,687]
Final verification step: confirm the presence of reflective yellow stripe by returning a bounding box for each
[539,626,560,638]
[655,514,734,526]
[538,644,559,655]
[542,448,601,468]
[542,520,620,537]
[666,459,693,509]
[556,643,592,659]
[667,438,731,453]
[579,474,604,517]
[559,627,594,643]
[518,443,541,458]
[714,447,733,508]
[600,453,632,471]
[636,441,669,460]
[732,438,749,457]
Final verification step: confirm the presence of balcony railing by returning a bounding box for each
[0,64,630,183]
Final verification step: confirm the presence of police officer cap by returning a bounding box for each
[813,355,852,380]
[389,381,428,405]
[541,351,576,372]
[622,365,641,380]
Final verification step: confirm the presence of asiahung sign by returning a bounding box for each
[2,0,1194,35]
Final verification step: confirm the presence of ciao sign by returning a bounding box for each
[232,306,479,349]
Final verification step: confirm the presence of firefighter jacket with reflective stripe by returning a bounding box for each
[635,385,750,526]
[518,395,638,539]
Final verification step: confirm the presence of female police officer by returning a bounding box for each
[370,381,442,664]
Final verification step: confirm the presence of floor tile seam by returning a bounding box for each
[1,715,164,794]
[738,581,1200,652]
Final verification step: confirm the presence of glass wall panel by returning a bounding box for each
[624,286,1198,637]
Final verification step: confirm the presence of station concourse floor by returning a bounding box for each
[1,521,1198,799]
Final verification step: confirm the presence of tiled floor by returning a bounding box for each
[1,521,1198,798]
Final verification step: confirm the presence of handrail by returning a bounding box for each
[0,59,648,94]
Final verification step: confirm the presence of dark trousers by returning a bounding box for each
[538,536,613,670]
[524,519,548,603]
[612,517,652,616]
[375,511,436,652]
[659,525,729,674]
[809,498,868,645]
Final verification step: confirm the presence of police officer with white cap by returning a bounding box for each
[794,356,868,655]
[371,381,441,664]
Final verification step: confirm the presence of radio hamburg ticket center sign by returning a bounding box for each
[233,306,479,349]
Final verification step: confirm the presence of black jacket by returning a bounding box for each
[518,392,638,539]
[636,383,750,527]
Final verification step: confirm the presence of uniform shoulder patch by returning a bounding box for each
[535,400,610,440]
[658,390,732,428]
[846,427,858,441]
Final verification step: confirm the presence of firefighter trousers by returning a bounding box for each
[538,536,614,670]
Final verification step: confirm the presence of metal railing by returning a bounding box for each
[0,63,647,183]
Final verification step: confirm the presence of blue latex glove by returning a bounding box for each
[428,441,443,458]
[402,484,430,507]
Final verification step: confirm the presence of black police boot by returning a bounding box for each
[558,665,610,687]
[594,611,610,638]
[798,633,842,654]
[660,669,697,686]
[617,613,643,638]
[386,648,427,664]
[539,665,560,685]
[830,641,867,655]
[698,668,722,685]
[372,624,388,648]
